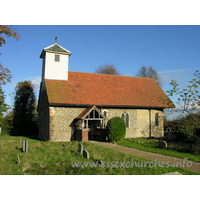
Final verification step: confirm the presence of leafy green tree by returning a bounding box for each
[0,88,9,117]
[11,80,38,136]
[136,65,162,87]
[1,110,13,135]
[163,70,200,140]
[166,70,200,124]
[95,63,120,75]
[0,88,10,134]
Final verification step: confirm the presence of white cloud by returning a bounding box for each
[28,76,41,101]
[158,68,194,74]
[158,68,196,87]
[124,73,132,76]
[160,73,188,86]
[29,76,41,90]
[11,76,41,90]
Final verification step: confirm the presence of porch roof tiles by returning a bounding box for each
[75,105,106,119]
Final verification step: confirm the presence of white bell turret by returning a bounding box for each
[40,37,72,81]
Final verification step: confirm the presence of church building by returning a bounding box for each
[38,40,174,142]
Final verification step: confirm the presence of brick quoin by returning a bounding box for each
[49,108,53,116]
[82,130,88,141]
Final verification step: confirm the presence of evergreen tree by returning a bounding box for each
[11,80,38,136]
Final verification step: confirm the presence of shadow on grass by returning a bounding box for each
[10,133,43,141]
[15,147,23,153]
[70,150,82,157]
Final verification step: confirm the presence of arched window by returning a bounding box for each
[121,113,125,120]
[121,112,130,128]
[103,110,107,117]
[126,113,129,128]
[155,113,159,126]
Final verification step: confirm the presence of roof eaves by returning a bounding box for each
[40,43,72,58]
[48,103,172,109]
[45,43,72,53]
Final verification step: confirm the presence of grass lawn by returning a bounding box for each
[0,135,199,175]
[116,137,200,163]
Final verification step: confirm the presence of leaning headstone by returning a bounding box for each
[19,137,22,144]
[22,140,25,152]
[25,140,28,153]
[17,154,20,164]
[78,143,83,154]
[168,132,174,141]
[83,150,89,159]
[158,140,167,148]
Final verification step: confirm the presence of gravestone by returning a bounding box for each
[19,137,22,144]
[158,140,167,148]
[17,154,20,164]
[168,132,174,141]
[22,140,25,152]
[83,150,89,159]
[25,140,28,153]
[78,143,83,154]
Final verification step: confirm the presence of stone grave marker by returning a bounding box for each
[78,143,83,154]
[25,140,28,153]
[17,154,20,164]
[22,140,25,152]
[158,140,167,148]
[83,150,89,159]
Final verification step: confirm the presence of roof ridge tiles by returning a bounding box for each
[68,71,155,80]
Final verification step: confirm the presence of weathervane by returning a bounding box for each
[55,36,57,43]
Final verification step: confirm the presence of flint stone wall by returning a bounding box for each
[101,108,164,138]
[45,106,164,141]
[49,107,85,141]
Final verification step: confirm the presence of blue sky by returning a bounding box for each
[1,0,199,192]
[1,25,200,119]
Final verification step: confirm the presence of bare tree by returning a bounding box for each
[95,64,120,75]
[0,25,20,88]
[136,65,162,87]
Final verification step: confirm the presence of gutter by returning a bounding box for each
[48,103,165,110]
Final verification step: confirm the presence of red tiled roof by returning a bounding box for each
[45,71,174,108]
